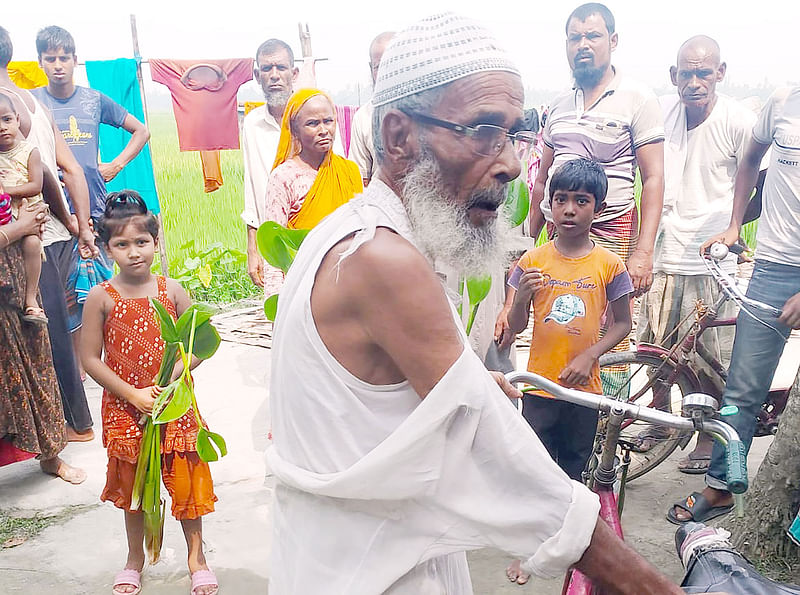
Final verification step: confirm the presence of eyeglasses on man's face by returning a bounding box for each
[400,110,537,157]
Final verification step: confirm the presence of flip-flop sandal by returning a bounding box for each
[21,307,48,325]
[667,491,734,525]
[112,568,141,595]
[677,453,711,474]
[191,568,219,595]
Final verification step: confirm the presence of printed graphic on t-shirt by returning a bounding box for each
[64,115,92,146]
[544,294,586,325]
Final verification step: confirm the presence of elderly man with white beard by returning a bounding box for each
[265,13,687,595]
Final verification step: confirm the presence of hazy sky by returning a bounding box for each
[4,0,796,105]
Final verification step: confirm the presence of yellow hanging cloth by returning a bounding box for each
[8,61,48,89]
[272,88,362,230]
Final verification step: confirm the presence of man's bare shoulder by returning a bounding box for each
[326,227,437,294]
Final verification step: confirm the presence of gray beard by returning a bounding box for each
[264,88,292,109]
[401,151,514,279]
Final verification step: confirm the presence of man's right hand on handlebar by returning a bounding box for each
[699,226,740,256]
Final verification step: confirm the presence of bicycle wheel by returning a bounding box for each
[598,351,695,481]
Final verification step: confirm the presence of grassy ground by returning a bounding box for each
[148,112,259,303]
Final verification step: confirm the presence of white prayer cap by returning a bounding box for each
[372,12,520,107]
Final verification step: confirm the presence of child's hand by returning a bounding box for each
[558,352,597,387]
[127,385,161,415]
[517,267,545,297]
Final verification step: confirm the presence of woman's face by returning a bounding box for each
[294,95,336,159]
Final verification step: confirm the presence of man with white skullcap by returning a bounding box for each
[266,13,684,594]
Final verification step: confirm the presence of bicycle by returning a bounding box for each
[597,243,788,481]
[506,369,748,595]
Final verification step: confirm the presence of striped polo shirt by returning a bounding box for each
[540,70,665,223]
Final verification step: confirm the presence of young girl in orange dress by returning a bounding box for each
[80,191,218,595]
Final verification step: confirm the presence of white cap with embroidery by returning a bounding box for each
[372,12,520,107]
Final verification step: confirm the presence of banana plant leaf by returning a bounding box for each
[256,222,311,273]
[504,178,530,228]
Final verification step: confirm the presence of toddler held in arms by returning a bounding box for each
[0,92,46,324]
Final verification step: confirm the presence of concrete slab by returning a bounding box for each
[0,338,776,594]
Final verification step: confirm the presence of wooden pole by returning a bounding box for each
[130,14,169,276]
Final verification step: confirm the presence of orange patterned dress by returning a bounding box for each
[99,276,216,520]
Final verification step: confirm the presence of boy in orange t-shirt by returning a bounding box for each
[507,158,633,481]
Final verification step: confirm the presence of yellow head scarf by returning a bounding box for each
[272,88,363,230]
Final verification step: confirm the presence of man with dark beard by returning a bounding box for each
[528,3,664,297]
[265,13,685,595]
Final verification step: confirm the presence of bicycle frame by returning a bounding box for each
[507,370,745,595]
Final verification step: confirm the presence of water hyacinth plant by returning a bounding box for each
[129,302,225,563]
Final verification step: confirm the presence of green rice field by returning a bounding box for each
[148,112,258,303]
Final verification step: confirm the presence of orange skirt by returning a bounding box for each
[101,452,217,520]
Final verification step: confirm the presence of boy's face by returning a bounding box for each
[0,102,20,149]
[550,188,603,237]
[39,47,77,86]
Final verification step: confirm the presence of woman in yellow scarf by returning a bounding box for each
[265,88,362,231]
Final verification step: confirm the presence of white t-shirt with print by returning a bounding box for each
[753,87,800,267]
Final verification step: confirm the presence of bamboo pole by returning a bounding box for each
[130,14,169,276]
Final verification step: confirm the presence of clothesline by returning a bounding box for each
[70,58,328,66]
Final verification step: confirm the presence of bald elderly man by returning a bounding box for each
[637,36,756,472]
[349,30,395,186]
[266,13,690,594]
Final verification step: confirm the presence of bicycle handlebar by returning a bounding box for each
[507,370,748,494]
[704,243,783,317]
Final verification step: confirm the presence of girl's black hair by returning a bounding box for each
[97,190,159,242]
[548,158,608,211]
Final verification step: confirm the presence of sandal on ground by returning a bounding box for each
[677,452,711,474]
[191,568,219,595]
[629,426,671,453]
[112,568,141,595]
[667,491,733,525]
[21,306,48,325]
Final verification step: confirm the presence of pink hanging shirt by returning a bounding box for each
[150,58,253,151]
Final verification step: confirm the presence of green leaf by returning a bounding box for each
[183,256,201,271]
[189,321,221,360]
[256,221,310,273]
[264,294,279,321]
[195,427,219,462]
[175,304,215,343]
[150,379,179,418]
[150,299,178,343]
[466,275,492,307]
[207,430,227,458]
[504,178,530,228]
[153,378,193,424]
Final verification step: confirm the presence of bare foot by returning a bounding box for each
[66,426,95,442]
[506,559,530,585]
[39,457,86,485]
